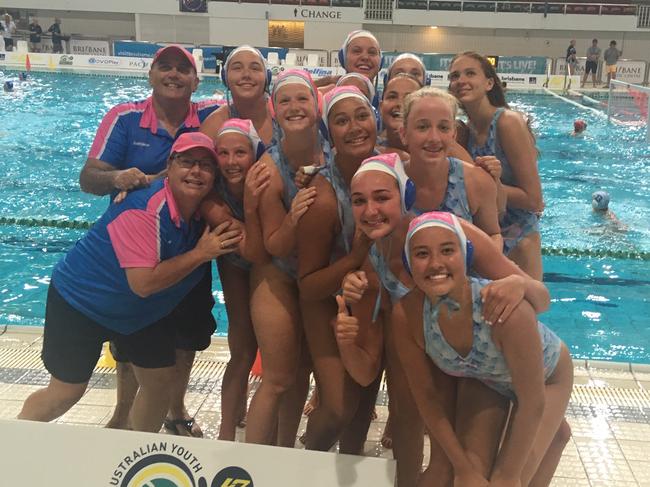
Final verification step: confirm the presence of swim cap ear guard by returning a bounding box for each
[221,46,272,92]
[338,30,384,74]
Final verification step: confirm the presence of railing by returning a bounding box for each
[397,0,638,13]
[215,0,362,5]
[639,4,650,24]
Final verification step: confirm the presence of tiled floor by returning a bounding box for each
[1,326,650,486]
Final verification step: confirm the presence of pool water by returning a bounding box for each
[0,70,648,362]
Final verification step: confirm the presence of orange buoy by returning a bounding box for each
[26,54,31,72]
[250,350,263,377]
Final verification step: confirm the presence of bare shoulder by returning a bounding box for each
[307,174,338,216]
[199,105,229,139]
[497,109,529,133]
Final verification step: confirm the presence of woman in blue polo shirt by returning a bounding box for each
[18,133,242,433]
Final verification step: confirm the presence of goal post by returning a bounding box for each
[607,79,650,141]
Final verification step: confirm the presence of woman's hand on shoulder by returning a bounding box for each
[474,155,502,183]
[480,274,526,326]
[244,161,271,211]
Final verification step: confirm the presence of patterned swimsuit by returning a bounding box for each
[467,108,540,255]
[423,277,562,400]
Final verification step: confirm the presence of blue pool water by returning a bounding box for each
[0,70,648,362]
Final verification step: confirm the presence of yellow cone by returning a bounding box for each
[48,55,56,70]
[96,342,116,369]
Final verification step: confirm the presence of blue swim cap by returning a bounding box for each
[3,81,13,92]
[592,191,610,211]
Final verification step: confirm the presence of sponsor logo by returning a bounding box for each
[303,67,334,77]
[529,76,537,84]
[109,441,254,487]
[500,74,526,83]
[128,58,150,70]
[59,55,74,66]
[72,45,108,55]
[294,8,342,19]
[88,57,121,66]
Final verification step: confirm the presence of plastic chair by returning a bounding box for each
[267,51,280,66]
[285,52,297,66]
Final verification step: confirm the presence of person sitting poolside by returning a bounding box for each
[17,133,242,432]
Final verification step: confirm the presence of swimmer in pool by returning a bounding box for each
[591,190,628,232]
[572,119,587,136]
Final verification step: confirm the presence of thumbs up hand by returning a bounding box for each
[342,270,369,304]
[335,295,359,346]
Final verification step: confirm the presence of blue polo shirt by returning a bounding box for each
[51,178,205,334]
[88,96,220,176]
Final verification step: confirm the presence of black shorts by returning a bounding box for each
[42,284,178,384]
[585,60,598,75]
[111,264,216,363]
[3,38,14,50]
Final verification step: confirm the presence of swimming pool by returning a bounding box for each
[1,70,648,362]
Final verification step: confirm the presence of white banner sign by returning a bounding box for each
[69,39,111,56]
[555,57,589,77]
[615,60,647,84]
[1,420,396,486]
[286,49,329,67]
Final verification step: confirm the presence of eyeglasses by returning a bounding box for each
[173,155,216,173]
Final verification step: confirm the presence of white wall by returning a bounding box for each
[369,25,650,62]
[138,14,210,44]
[209,17,269,46]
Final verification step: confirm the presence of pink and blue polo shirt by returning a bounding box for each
[88,96,220,176]
[52,178,205,334]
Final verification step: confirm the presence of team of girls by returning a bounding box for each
[196,36,558,486]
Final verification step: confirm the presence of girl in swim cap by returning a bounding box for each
[572,119,587,136]
[378,73,423,159]
[201,45,275,146]
[243,69,326,447]
[449,51,544,279]
[201,119,269,441]
[394,211,573,487]
[400,87,503,245]
[342,153,552,485]
[296,85,380,454]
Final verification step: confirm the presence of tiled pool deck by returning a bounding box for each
[1,326,649,486]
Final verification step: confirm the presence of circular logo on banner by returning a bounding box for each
[120,454,199,487]
[211,466,254,487]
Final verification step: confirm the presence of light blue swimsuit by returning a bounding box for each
[321,157,357,261]
[467,108,540,255]
[411,157,473,222]
[214,178,251,271]
[423,277,562,400]
[368,157,470,318]
[266,143,300,278]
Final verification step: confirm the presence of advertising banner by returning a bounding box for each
[69,39,110,56]
[555,57,588,77]
[270,64,343,79]
[113,40,162,58]
[497,56,548,75]
[286,49,329,67]
[1,420,395,486]
[615,60,647,84]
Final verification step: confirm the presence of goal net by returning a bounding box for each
[607,79,650,141]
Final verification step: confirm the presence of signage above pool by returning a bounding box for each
[294,7,343,20]
[1,420,396,486]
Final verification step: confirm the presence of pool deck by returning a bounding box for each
[1,326,649,486]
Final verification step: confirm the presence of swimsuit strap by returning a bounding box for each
[326,160,354,254]
[215,177,245,222]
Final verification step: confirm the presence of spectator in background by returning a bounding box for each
[565,39,577,76]
[604,40,622,87]
[1,13,16,52]
[29,18,43,53]
[48,17,64,54]
[582,39,600,88]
